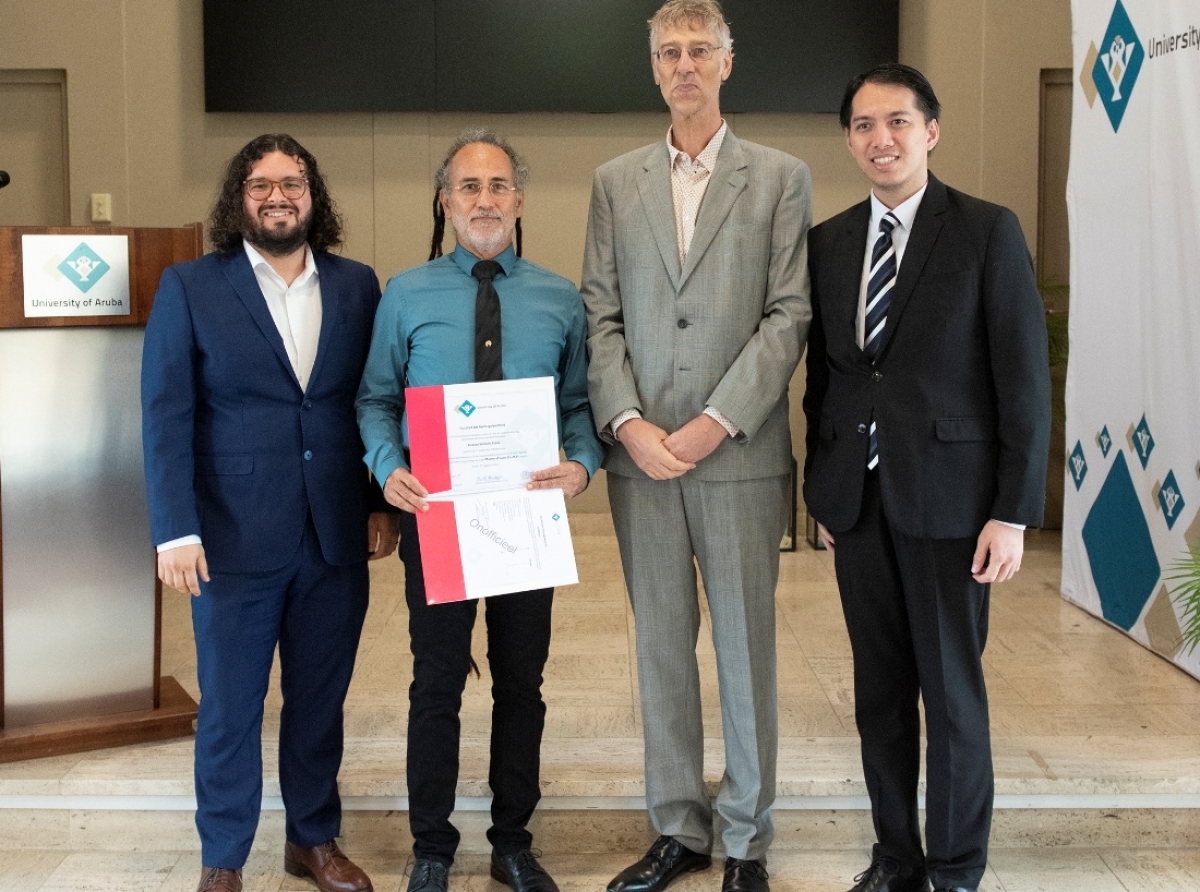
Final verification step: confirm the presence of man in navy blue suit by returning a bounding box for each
[142,134,398,892]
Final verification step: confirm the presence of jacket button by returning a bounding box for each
[677,319,688,329]
[871,370,883,382]
[304,450,313,461]
[857,423,867,434]
[303,399,313,409]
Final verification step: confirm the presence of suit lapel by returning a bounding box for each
[221,249,301,390]
[876,175,948,360]
[679,133,747,291]
[831,201,872,363]
[636,144,682,290]
[307,252,339,390]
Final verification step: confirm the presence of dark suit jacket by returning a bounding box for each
[142,248,382,574]
[802,174,1051,539]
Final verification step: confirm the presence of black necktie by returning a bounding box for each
[472,260,503,382]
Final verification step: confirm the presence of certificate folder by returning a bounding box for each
[405,378,579,604]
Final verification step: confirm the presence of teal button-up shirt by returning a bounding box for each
[357,243,603,487]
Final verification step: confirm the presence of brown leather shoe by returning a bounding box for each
[197,867,242,892]
[285,839,373,892]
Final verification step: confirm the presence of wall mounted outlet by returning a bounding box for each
[90,193,113,223]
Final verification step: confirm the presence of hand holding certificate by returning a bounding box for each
[404,377,580,604]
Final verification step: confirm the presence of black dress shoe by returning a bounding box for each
[722,858,768,892]
[607,836,712,892]
[848,857,929,892]
[491,850,560,892]
[406,859,449,892]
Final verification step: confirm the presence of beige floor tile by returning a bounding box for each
[37,851,183,892]
[1102,848,1200,891]
[987,847,1126,891]
[0,851,66,892]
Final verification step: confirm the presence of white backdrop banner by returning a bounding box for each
[1065,0,1200,679]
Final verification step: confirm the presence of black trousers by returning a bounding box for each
[832,471,993,891]
[398,510,553,866]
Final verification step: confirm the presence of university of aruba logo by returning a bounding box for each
[1158,470,1185,530]
[456,400,477,417]
[1080,0,1144,132]
[1069,441,1088,491]
[57,242,111,294]
[1132,414,1154,469]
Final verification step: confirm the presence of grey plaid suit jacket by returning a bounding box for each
[581,130,813,481]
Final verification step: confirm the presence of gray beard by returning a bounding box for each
[452,213,511,258]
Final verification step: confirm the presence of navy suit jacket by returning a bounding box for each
[802,174,1051,538]
[142,247,382,574]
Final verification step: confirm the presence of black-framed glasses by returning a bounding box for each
[243,177,309,200]
[449,181,520,198]
[654,44,723,64]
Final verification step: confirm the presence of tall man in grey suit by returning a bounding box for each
[581,4,811,892]
[803,65,1051,892]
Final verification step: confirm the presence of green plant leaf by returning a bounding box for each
[1165,546,1200,654]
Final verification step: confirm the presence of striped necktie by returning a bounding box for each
[865,212,899,469]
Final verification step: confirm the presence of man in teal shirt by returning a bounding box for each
[357,129,602,892]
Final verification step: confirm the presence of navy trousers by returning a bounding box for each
[191,516,368,868]
[398,510,553,866]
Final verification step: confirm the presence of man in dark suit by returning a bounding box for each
[142,134,397,892]
[802,65,1051,892]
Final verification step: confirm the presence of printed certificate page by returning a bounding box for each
[408,377,560,496]
[405,377,580,603]
[450,488,578,600]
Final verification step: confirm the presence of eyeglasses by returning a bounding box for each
[654,44,723,65]
[243,177,309,200]
[448,182,520,198]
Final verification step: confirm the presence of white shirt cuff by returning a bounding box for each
[992,520,1026,530]
[157,535,202,552]
[704,406,740,438]
[609,408,642,436]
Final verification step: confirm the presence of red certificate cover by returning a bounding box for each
[406,384,467,603]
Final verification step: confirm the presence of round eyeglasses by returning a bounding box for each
[654,45,723,65]
[448,182,520,198]
[243,177,309,201]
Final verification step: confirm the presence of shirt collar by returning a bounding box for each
[868,183,927,235]
[450,242,517,279]
[242,240,318,285]
[666,120,728,172]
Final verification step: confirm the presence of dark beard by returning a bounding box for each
[243,207,311,257]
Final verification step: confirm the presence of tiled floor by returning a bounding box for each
[4,848,1200,892]
[2,514,1199,890]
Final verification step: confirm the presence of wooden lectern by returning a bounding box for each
[0,224,203,762]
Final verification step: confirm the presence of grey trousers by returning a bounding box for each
[608,472,787,861]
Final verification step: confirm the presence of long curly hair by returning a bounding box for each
[208,133,344,254]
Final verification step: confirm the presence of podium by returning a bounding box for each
[0,225,202,762]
